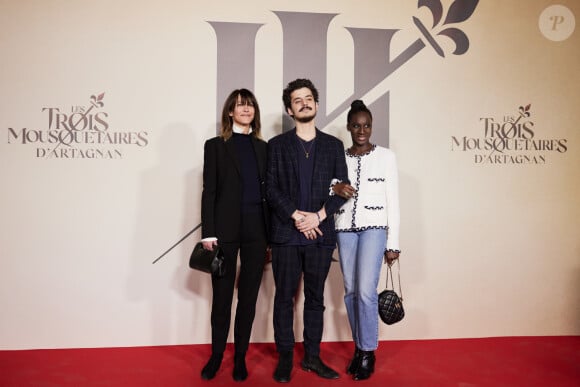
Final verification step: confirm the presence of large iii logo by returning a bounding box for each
[7,93,149,159]
[209,0,479,146]
[451,105,568,164]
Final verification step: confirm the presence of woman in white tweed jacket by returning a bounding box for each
[332,100,401,382]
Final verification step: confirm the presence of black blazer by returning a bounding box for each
[266,129,348,246]
[201,135,269,243]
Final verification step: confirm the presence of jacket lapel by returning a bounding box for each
[286,129,300,182]
[251,136,265,180]
[224,137,241,176]
[312,128,325,180]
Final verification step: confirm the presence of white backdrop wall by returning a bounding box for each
[1,0,579,350]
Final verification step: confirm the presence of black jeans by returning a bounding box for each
[210,210,267,354]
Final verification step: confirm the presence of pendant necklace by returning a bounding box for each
[298,136,316,159]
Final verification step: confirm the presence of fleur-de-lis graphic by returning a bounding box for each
[506,105,531,123]
[519,104,531,118]
[413,0,479,57]
[90,92,105,108]
[513,104,531,124]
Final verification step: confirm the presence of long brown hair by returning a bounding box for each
[220,89,262,141]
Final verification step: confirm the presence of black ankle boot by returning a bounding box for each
[201,353,223,380]
[353,350,375,381]
[346,347,361,374]
[273,351,293,383]
[233,351,248,381]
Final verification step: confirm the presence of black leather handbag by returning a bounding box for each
[378,260,404,325]
[189,242,226,277]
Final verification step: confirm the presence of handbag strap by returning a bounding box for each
[385,259,403,301]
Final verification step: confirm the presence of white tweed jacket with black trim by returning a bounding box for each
[333,145,400,251]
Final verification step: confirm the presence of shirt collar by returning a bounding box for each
[233,124,252,134]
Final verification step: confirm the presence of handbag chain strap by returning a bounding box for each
[385,259,403,301]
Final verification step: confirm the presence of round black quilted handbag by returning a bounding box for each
[378,260,404,325]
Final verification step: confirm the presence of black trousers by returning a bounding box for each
[210,210,267,354]
[271,245,333,356]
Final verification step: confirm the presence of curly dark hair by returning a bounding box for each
[282,78,319,111]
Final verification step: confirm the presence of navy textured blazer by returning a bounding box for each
[201,135,269,243]
[266,128,348,246]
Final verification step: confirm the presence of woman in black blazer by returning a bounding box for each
[200,89,269,382]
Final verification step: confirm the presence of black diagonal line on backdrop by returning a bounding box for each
[152,223,202,264]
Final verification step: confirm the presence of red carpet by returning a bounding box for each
[1,337,578,386]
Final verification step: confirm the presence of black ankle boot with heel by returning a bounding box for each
[346,347,361,374]
[201,353,223,380]
[353,350,375,381]
[233,351,248,381]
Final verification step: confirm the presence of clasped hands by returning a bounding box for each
[293,210,324,240]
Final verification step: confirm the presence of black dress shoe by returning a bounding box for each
[201,353,223,380]
[273,351,293,383]
[233,352,248,381]
[347,347,361,374]
[301,355,339,379]
[353,350,375,381]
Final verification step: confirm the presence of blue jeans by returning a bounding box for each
[337,229,386,351]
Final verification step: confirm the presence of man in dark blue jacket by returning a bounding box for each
[266,78,349,383]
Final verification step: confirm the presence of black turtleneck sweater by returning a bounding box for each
[231,132,261,211]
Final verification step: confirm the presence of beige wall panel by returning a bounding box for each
[0,0,578,349]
